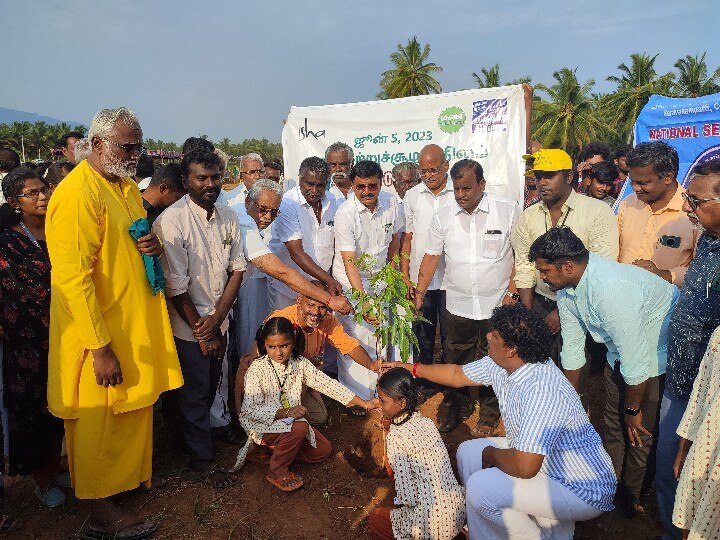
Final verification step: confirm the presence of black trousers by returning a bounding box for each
[444,309,498,421]
[175,334,226,469]
[412,290,447,389]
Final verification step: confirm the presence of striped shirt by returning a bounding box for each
[463,356,616,511]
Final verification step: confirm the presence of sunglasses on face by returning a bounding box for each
[682,191,720,211]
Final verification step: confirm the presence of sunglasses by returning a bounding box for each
[682,191,720,211]
[102,138,146,154]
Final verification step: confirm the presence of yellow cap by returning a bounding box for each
[522,149,573,173]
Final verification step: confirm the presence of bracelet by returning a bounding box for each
[412,362,418,378]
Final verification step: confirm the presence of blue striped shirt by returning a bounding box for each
[463,357,616,511]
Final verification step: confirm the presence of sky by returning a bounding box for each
[2,0,719,144]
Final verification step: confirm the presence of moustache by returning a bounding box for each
[332,172,347,180]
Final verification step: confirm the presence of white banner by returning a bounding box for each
[282,86,527,204]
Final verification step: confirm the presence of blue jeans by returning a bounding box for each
[655,393,687,540]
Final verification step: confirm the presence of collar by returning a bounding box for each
[654,183,685,214]
[506,361,536,384]
[563,253,595,298]
[419,177,454,197]
[297,186,330,211]
[540,189,579,214]
[353,191,386,214]
[186,194,216,222]
[453,193,489,216]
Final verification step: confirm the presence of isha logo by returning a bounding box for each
[299,118,326,141]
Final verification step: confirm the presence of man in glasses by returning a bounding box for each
[218,152,265,209]
[400,145,453,406]
[46,107,183,539]
[618,141,698,287]
[655,159,720,540]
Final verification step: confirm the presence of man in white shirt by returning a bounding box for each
[333,160,403,402]
[270,156,343,308]
[416,159,520,433]
[325,142,354,202]
[154,150,246,486]
[217,152,264,208]
[400,145,454,401]
[391,161,421,200]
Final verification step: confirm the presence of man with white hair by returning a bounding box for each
[218,152,264,208]
[325,142,354,201]
[71,138,91,163]
[46,107,183,539]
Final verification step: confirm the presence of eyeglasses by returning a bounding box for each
[682,191,720,211]
[16,186,52,199]
[240,169,265,176]
[418,163,446,177]
[102,138,146,155]
[249,199,279,217]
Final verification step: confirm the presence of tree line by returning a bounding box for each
[379,37,720,157]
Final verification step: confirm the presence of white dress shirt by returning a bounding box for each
[332,191,404,291]
[328,181,354,203]
[425,193,519,320]
[154,195,247,341]
[217,183,248,210]
[403,178,454,290]
[232,203,272,281]
[269,186,338,299]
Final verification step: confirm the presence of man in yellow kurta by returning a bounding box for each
[46,107,183,539]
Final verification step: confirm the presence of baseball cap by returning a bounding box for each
[522,149,573,174]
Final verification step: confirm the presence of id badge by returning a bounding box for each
[482,230,504,259]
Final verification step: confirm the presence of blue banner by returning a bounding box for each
[614,91,720,212]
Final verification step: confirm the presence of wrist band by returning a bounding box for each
[412,362,418,378]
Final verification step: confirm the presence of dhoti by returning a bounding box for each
[64,358,153,499]
[336,313,378,400]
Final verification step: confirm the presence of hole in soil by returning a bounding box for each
[341,420,388,478]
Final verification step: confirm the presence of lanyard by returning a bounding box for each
[19,222,41,249]
[545,207,572,231]
[268,358,292,409]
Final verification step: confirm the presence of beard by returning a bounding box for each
[689,214,706,232]
[100,148,138,178]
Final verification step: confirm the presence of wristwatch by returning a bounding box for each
[505,291,520,301]
[624,405,641,416]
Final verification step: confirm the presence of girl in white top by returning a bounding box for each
[237,316,375,492]
[369,367,466,540]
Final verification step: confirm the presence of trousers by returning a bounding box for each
[261,420,331,476]
[458,438,602,540]
[655,392,687,540]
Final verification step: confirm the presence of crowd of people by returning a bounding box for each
[0,105,717,540]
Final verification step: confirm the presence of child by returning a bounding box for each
[369,368,465,540]
[237,316,375,492]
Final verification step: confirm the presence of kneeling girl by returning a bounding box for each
[369,368,466,540]
[238,316,375,491]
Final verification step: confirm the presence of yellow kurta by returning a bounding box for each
[46,160,183,498]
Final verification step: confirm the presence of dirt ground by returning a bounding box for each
[4,364,664,539]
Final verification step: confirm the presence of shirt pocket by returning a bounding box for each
[316,225,335,249]
[481,231,505,260]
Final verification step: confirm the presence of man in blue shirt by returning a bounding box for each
[529,227,678,528]
[384,303,616,540]
[656,160,720,540]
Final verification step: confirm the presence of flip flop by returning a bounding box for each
[265,472,303,492]
[84,518,158,540]
[0,514,22,534]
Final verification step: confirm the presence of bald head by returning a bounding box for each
[419,144,445,164]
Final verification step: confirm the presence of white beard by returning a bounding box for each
[100,147,138,178]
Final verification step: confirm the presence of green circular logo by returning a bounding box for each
[438,106,466,133]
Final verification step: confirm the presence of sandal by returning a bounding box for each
[0,514,22,534]
[184,466,238,489]
[265,472,303,492]
[84,517,158,540]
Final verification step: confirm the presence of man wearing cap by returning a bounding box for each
[512,149,618,363]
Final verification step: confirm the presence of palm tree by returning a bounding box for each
[604,53,675,142]
[532,67,604,157]
[473,65,501,88]
[378,36,442,99]
[673,53,720,97]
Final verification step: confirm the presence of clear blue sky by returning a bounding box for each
[2,0,718,144]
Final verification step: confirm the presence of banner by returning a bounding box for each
[615,91,720,209]
[282,86,527,204]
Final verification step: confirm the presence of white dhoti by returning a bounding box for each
[336,313,378,401]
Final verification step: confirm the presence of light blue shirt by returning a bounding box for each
[558,253,679,385]
[463,357,616,511]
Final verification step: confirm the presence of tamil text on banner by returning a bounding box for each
[282,86,527,204]
[615,91,720,211]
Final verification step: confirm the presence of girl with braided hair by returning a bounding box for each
[369,367,465,539]
[238,316,375,491]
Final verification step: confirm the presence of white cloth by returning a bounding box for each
[332,191,404,290]
[336,312,378,400]
[236,276,272,357]
[137,177,151,191]
[403,178,454,290]
[458,438,602,540]
[425,194,518,320]
[269,186,337,299]
[233,204,272,280]
[328,182,353,202]
[217,183,248,209]
[154,196,247,341]
[209,340,231,428]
